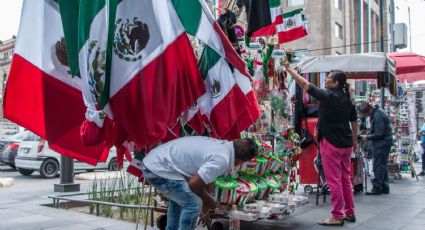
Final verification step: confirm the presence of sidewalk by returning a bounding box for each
[1,164,425,230]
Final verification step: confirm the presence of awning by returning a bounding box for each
[388,52,425,83]
[298,52,395,79]
[296,52,398,96]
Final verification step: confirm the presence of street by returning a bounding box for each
[0,164,146,230]
[2,163,425,230]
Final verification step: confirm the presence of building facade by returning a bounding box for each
[282,0,394,57]
[0,37,16,117]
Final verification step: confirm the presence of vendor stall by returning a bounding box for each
[294,52,397,195]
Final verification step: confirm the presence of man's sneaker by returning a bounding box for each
[343,214,356,223]
[366,188,382,195]
[418,172,425,176]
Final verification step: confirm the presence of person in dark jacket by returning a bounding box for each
[284,61,358,226]
[359,102,393,195]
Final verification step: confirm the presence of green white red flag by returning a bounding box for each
[173,0,260,139]
[109,0,205,147]
[3,0,104,165]
[277,8,308,43]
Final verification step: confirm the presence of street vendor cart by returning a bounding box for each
[294,52,397,196]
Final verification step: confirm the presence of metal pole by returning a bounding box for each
[359,0,364,53]
[379,0,385,109]
[408,6,412,52]
[368,0,372,52]
[60,155,74,184]
[54,155,80,192]
[390,0,395,52]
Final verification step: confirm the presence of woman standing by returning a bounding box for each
[284,61,358,226]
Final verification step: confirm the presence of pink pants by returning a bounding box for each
[320,138,355,219]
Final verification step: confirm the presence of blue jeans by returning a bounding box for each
[141,165,202,230]
[371,141,392,190]
[421,142,425,171]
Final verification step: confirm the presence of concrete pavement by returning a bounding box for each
[2,163,425,229]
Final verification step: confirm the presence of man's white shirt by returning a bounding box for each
[143,136,235,184]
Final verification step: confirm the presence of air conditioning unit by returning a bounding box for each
[394,23,408,49]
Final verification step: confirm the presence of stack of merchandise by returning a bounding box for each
[387,91,417,178]
[212,128,308,220]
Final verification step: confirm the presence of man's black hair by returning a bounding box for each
[244,138,258,159]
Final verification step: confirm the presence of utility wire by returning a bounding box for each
[303,39,392,52]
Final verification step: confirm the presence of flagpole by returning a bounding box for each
[144,185,153,230]
[135,178,146,230]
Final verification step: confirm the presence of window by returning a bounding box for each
[335,0,342,10]
[287,0,305,7]
[335,23,343,39]
[295,49,308,58]
[3,73,6,90]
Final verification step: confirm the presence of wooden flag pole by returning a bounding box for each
[135,178,146,230]
[144,185,153,230]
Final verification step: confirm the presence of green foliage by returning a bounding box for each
[86,172,155,222]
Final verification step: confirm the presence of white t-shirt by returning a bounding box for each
[143,136,235,184]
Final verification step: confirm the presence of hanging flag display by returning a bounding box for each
[109,0,205,148]
[3,0,104,165]
[173,0,260,139]
[277,8,308,43]
[6,0,261,170]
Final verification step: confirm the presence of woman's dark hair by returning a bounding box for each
[330,70,351,99]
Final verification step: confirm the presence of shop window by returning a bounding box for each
[3,73,6,91]
[335,0,342,10]
[335,22,343,39]
[295,49,308,58]
[287,0,305,7]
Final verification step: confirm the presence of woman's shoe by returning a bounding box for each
[343,214,356,223]
[318,218,344,226]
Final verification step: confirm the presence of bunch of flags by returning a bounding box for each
[4,0,260,177]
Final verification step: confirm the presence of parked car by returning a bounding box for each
[0,131,31,169]
[15,132,120,178]
[0,122,21,140]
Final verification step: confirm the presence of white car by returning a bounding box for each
[15,132,120,178]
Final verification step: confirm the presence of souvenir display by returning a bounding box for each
[213,177,238,207]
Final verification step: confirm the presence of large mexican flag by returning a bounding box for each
[60,0,206,149]
[77,0,115,128]
[3,0,104,165]
[108,0,206,147]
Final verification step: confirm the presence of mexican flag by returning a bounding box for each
[214,0,223,18]
[108,0,205,147]
[196,46,249,138]
[3,0,104,165]
[75,0,117,129]
[238,0,283,37]
[277,8,308,43]
[127,152,144,178]
[173,0,259,139]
